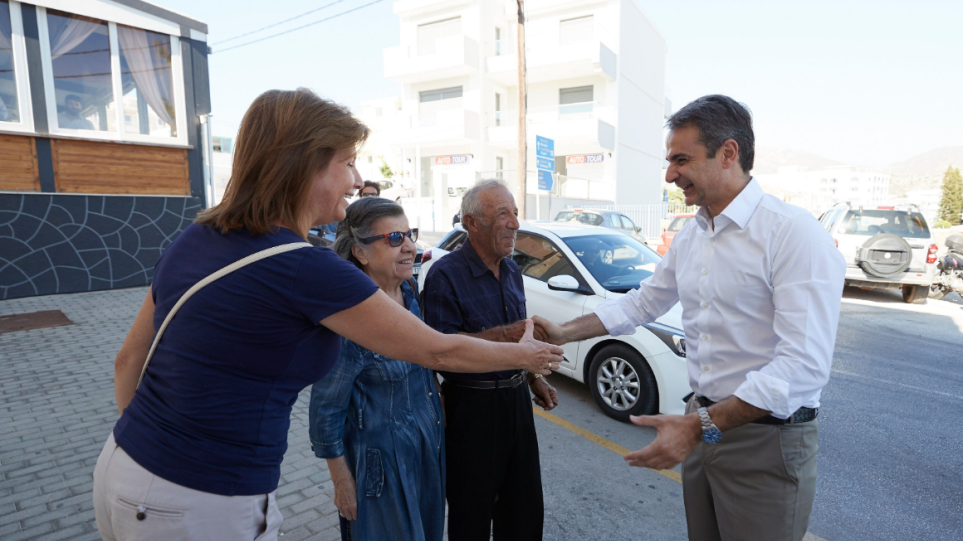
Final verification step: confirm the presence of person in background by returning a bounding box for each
[421,179,559,541]
[92,88,563,541]
[58,94,94,130]
[360,181,380,197]
[310,197,444,541]
[533,95,846,541]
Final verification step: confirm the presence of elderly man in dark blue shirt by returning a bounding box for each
[422,179,558,541]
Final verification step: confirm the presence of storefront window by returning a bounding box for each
[0,0,19,123]
[118,25,176,137]
[47,9,115,132]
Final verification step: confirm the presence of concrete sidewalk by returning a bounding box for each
[0,287,343,540]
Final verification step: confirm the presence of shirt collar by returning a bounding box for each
[462,237,501,278]
[695,177,764,232]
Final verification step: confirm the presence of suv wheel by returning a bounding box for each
[856,234,913,278]
[902,284,928,304]
[588,344,658,422]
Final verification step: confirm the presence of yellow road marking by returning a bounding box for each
[533,408,829,541]
[532,407,682,484]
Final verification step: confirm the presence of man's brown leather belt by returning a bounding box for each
[443,372,526,390]
[695,396,818,425]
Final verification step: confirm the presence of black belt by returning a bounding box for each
[695,396,818,425]
[443,372,526,390]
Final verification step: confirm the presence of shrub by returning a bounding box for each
[935,220,952,229]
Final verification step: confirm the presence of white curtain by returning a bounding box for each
[47,13,99,60]
[117,25,175,129]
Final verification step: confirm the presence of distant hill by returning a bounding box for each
[753,146,963,198]
[752,147,846,175]
[886,146,963,176]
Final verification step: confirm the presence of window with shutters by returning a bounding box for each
[559,85,593,115]
[417,17,460,56]
[559,15,592,45]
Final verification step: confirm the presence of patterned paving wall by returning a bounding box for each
[0,194,202,300]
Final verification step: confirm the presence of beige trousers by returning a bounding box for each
[93,433,283,541]
[682,398,819,541]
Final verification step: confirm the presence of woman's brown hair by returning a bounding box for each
[195,88,369,234]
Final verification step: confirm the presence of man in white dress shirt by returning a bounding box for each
[534,95,846,541]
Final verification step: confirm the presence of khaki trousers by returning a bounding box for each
[93,433,283,541]
[682,398,818,541]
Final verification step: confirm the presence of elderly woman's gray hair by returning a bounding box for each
[460,179,508,226]
[335,197,406,268]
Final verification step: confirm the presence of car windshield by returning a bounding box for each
[555,211,604,226]
[837,210,930,238]
[563,234,661,292]
[667,216,693,232]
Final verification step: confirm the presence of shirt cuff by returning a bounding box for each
[733,372,793,419]
[594,297,638,337]
[311,440,345,459]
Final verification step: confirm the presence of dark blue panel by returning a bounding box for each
[35,139,56,192]
[0,194,202,299]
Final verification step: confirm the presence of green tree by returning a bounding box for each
[378,158,393,179]
[666,187,685,205]
[937,165,963,226]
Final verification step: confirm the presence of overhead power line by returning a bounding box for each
[213,0,387,54]
[210,0,354,46]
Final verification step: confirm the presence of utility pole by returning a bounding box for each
[515,0,527,219]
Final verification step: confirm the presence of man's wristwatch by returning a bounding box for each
[697,407,722,444]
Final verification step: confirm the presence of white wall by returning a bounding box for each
[614,0,666,205]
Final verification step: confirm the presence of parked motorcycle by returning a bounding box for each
[929,234,963,299]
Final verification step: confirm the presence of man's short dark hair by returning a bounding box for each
[667,95,754,173]
[362,180,380,195]
[65,94,83,105]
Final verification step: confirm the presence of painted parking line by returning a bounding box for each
[532,407,829,541]
[532,407,682,483]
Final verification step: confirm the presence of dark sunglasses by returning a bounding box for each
[361,228,419,247]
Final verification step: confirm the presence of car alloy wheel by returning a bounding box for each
[597,357,640,411]
[588,344,658,422]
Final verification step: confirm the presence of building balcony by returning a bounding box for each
[486,103,616,153]
[384,35,479,84]
[390,109,481,146]
[487,40,616,86]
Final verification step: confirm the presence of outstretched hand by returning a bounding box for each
[519,319,564,375]
[623,414,702,471]
[532,315,567,346]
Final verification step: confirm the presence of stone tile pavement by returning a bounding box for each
[0,287,346,540]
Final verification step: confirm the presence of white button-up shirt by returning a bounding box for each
[595,179,846,419]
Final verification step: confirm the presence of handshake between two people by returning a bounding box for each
[529,313,704,472]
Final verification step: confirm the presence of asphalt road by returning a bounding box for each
[532,288,963,541]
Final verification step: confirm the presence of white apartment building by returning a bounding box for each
[375,0,668,227]
[756,166,891,214]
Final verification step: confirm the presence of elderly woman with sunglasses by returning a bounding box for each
[309,197,443,541]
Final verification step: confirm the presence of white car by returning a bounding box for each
[818,203,939,303]
[376,179,406,202]
[419,221,689,419]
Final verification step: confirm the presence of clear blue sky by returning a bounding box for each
[162,0,963,166]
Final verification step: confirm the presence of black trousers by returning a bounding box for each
[442,380,544,541]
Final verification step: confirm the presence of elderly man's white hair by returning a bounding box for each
[460,179,510,228]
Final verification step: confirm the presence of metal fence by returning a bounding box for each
[573,203,698,239]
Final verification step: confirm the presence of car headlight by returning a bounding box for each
[643,322,686,358]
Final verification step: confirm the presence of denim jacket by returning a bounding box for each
[309,280,446,541]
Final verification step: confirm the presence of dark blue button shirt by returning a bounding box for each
[421,239,526,381]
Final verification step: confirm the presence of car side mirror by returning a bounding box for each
[635,226,642,233]
[548,275,588,294]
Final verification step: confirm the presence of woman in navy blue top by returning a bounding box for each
[310,198,445,541]
[92,89,564,541]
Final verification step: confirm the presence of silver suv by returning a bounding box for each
[818,203,939,303]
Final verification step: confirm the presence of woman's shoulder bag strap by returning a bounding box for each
[136,242,313,388]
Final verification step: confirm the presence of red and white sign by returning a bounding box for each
[434,155,470,166]
[566,154,604,165]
